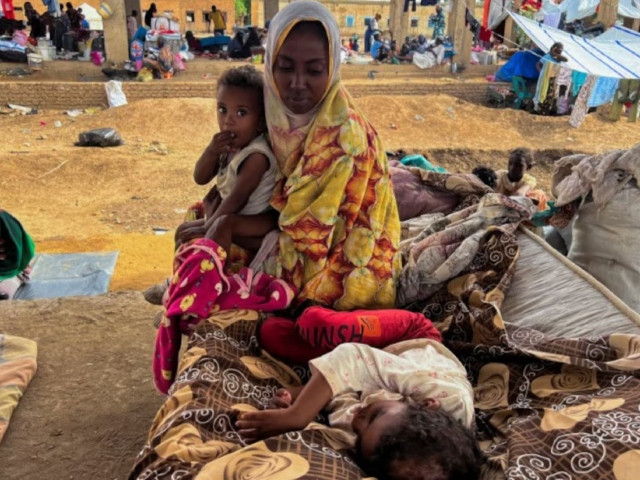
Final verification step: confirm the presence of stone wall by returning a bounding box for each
[0,80,490,109]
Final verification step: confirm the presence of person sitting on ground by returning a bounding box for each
[412,37,445,69]
[144,36,179,79]
[400,36,412,57]
[495,148,536,196]
[415,34,428,54]
[351,35,359,52]
[370,32,383,59]
[185,30,202,52]
[236,341,481,480]
[0,209,34,301]
[536,41,567,71]
[472,166,497,189]
[227,26,262,59]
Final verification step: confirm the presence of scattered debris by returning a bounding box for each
[54,120,62,128]
[66,109,84,117]
[414,114,425,122]
[37,159,70,179]
[75,128,123,147]
[7,104,38,115]
[38,134,47,140]
[389,123,398,129]
[152,227,169,235]
[148,141,168,155]
[105,80,128,108]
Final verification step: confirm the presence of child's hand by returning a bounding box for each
[235,408,305,443]
[210,131,237,156]
[269,389,293,409]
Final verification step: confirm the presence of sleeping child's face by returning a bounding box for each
[217,85,265,151]
[352,400,407,461]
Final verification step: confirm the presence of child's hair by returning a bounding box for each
[509,147,534,169]
[472,166,497,189]
[363,405,484,480]
[217,65,264,102]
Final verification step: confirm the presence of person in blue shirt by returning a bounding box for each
[536,42,567,71]
[42,0,59,15]
[370,32,382,59]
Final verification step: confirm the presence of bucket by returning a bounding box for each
[27,53,43,70]
[38,46,56,61]
[98,1,113,20]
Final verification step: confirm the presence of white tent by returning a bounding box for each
[539,0,640,22]
[78,3,103,30]
[510,12,640,78]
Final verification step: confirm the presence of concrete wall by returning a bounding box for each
[103,0,130,64]
[251,0,439,38]
[0,79,493,109]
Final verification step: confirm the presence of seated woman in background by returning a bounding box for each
[536,42,568,71]
[412,37,445,70]
[144,36,179,79]
[0,209,34,301]
[495,147,548,210]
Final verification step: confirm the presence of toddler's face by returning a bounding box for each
[352,401,407,461]
[216,86,264,150]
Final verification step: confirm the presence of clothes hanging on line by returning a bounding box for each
[570,75,597,128]
[587,77,620,108]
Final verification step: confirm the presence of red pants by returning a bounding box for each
[260,306,442,365]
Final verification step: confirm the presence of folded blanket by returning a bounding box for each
[0,335,37,443]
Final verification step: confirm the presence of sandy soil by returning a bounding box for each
[0,292,164,480]
[1,92,638,480]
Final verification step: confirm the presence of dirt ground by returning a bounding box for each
[1,91,639,480]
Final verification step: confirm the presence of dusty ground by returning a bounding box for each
[0,292,164,480]
[1,91,639,480]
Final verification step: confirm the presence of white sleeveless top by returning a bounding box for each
[216,134,278,215]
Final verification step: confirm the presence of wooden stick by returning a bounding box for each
[37,159,70,179]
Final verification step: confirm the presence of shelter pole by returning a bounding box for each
[390,0,409,42]
[503,0,522,45]
[460,0,475,68]
[597,0,619,28]
[623,16,640,31]
[103,0,129,65]
[451,0,467,67]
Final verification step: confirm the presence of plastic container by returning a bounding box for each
[38,46,56,61]
[27,53,43,70]
[37,37,52,47]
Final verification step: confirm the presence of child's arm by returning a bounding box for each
[236,370,332,442]
[206,152,270,224]
[193,131,236,185]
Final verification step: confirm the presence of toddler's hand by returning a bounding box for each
[269,389,293,410]
[236,408,304,443]
[210,131,236,156]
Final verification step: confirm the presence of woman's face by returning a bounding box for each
[273,24,330,114]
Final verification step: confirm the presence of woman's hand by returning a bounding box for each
[175,219,207,246]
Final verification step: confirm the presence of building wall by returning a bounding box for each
[251,0,439,38]
[12,0,235,33]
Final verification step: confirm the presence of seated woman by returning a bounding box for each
[144,36,179,79]
[412,37,445,70]
[0,209,34,301]
[495,147,547,210]
[263,0,401,310]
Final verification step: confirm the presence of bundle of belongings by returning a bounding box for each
[129,160,640,480]
[550,143,640,312]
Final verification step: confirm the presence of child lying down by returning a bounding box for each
[236,340,483,480]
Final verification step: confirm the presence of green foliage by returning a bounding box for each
[235,0,249,18]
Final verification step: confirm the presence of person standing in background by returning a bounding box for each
[127,9,137,40]
[144,2,156,28]
[210,5,225,35]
